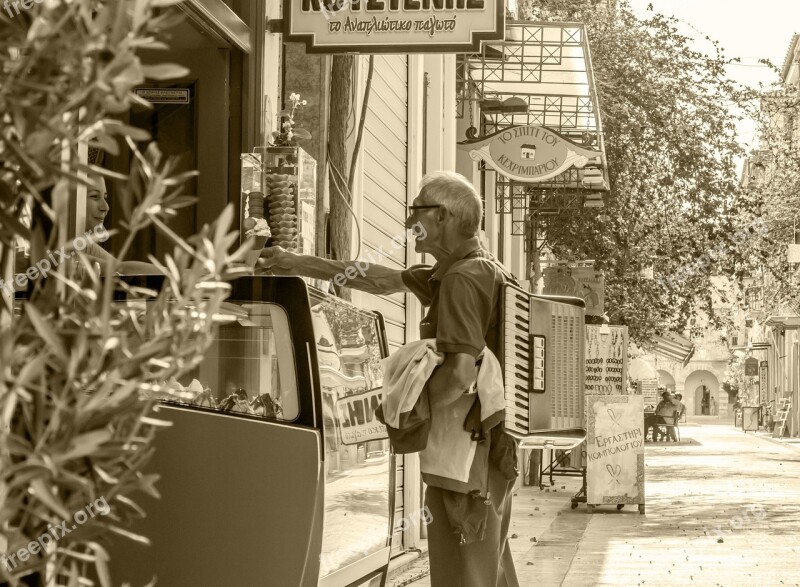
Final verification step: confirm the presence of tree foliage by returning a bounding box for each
[0,1,249,584]
[518,0,760,344]
[733,83,800,314]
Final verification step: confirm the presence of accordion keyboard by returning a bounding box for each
[500,283,585,439]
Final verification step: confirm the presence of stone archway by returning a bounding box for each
[657,370,676,392]
[683,370,720,416]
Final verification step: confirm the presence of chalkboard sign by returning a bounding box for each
[585,325,628,394]
[586,395,645,511]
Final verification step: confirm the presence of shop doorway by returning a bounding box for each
[106,16,244,262]
[694,385,718,415]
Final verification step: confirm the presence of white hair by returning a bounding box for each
[418,171,482,236]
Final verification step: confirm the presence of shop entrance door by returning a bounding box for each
[128,83,198,260]
[695,385,710,415]
[106,16,240,264]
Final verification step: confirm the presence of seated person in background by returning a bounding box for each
[644,391,681,442]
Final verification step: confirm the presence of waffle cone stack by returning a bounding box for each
[264,174,297,250]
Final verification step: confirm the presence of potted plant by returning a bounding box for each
[0,1,249,585]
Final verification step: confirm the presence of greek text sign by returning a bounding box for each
[336,388,388,445]
[284,0,504,54]
[586,395,644,506]
[457,125,603,182]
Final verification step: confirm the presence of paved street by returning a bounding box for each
[391,423,800,587]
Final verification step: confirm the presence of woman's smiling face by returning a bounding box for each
[86,177,109,228]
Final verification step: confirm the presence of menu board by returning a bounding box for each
[638,378,659,412]
[585,325,628,395]
[586,395,645,508]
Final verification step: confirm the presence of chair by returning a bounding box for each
[656,413,681,442]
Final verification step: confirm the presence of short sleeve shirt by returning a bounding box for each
[401,237,507,358]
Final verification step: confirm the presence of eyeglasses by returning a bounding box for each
[407,204,441,217]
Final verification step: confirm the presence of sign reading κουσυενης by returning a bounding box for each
[457,125,604,182]
[284,0,504,53]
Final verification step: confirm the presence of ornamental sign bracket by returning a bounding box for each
[457,125,605,183]
[284,0,504,54]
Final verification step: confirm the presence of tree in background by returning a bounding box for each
[733,82,800,314]
[516,0,759,344]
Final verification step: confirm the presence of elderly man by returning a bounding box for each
[260,171,519,587]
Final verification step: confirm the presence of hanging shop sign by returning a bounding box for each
[457,125,604,183]
[543,266,604,316]
[283,0,504,54]
[744,357,759,376]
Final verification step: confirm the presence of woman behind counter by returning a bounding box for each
[75,176,159,275]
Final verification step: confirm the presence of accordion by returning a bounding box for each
[499,283,586,446]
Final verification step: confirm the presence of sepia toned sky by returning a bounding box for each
[629,0,800,151]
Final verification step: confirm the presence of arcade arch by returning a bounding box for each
[683,370,720,416]
[657,370,676,392]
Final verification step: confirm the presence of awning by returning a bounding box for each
[730,342,771,352]
[456,21,609,235]
[651,332,694,365]
[764,316,800,328]
[629,358,658,380]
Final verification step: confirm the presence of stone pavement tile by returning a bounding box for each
[397,475,587,586]
[561,425,800,587]
[399,424,800,586]
[387,555,430,587]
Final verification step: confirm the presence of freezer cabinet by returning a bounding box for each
[109,276,395,587]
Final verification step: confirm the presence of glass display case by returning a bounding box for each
[240,147,317,255]
[140,301,300,422]
[308,291,393,583]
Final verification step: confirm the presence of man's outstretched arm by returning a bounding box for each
[259,246,409,296]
